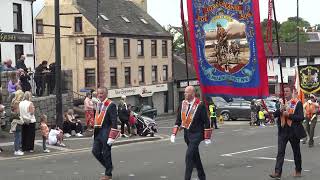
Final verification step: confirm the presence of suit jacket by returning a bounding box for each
[274,101,306,139]
[94,102,118,140]
[175,100,210,136]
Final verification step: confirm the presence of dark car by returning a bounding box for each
[216,100,251,121]
[131,105,157,119]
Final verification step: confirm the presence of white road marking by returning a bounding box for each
[246,165,253,168]
[304,170,311,172]
[45,171,53,174]
[232,129,243,132]
[168,161,175,164]
[160,176,167,179]
[253,157,294,162]
[128,174,135,177]
[219,163,225,166]
[73,172,79,175]
[221,146,275,157]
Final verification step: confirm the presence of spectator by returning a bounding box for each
[7,71,19,101]
[63,109,83,137]
[128,104,137,136]
[18,69,31,92]
[11,85,24,109]
[39,114,50,153]
[84,92,94,131]
[258,106,266,127]
[10,103,24,156]
[19,91,36,152]
[0,105,6,153]
[16,55,27,72]
[34,61,48,96]
[48,126,65,147]
[118,95,130,137]
[3,59,16,71]
[47,62,56,94]
[250,100,258,126]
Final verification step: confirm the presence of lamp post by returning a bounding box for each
[296,0,300,66]
[96,0,100,88]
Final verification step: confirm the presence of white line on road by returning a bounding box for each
[252,157,294,162]
[232,129,243,132]
[221,146,275,157]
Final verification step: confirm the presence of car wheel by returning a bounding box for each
[221,112,230,121]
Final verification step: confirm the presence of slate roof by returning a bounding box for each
[75,0,171,38]
[173,54,197,81]
[264,41,320,57]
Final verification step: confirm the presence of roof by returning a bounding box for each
[173,54,197,81]
[264,41,320,57]
[307,32,320,42]
[75,0,172,38]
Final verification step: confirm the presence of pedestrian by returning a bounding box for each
[209,101,219,129]
[39,114,51,153]
[118,95,130,137]
[48,126,65,147]
[270,86,306,179]
[92,87,120,180]
[250,100,258,126]
[10,103,24,156]
[302,95,319,147]
[47,62,56,94]
[128,104,137,136]
[84,92,94,131]
[170,86,212,180]
[19,91,37,153]
[258,106,266,127]
[34,61,48,96]
[63,109,83,137]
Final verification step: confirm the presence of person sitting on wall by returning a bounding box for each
[63,109,83,137]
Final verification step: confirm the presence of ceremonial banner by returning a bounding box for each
[186,0,268,98]
[298,65,320,94]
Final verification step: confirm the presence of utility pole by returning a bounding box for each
[296,0,300,66]
[55,0,63,128]
[96,0,100,87]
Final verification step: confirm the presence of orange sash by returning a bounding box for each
[280,98,298,127]
[181,98,201,129]
[94,99,112,128]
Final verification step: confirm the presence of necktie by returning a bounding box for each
[187,104,191,116]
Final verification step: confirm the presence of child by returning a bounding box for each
[10,104,24,156]
[39,114,50,153]
[128,104,137,136]
[48,126,66,147]
[258,106,266,127]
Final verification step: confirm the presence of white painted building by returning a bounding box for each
[0,0,35,69]
[266,42,320,95]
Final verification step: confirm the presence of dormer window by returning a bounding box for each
[100,14,109,21]
[140,18,148,24]
[121,16,130,23]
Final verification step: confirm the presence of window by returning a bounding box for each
[290,58,295,67]
[84,38,95,58]
[163,65,168,81]
[280,57,286,67]
[14,45,23,64]
[121,16,130,23]
[75,17,82,32]
[13,3,22,31]
[123,39,130,57]
[109,39,117,57]
[309,57,315,65]
[152,65,158,83]
[100,14,109,21]
[137,40,144,56]
[85,69,96,87]
[110,68,117,87]
[140,18,148,24]
[151,40,157,57]
[138,66,145,84]
[162,40,168,57]
[124,67,131,85]
[36,19,43,34]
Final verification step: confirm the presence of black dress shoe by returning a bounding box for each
[269,172,281,179]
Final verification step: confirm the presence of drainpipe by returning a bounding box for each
[31,1,36,69]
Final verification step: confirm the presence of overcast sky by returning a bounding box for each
[34,0,319,26]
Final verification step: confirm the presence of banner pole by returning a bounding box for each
[272,0,285,104]
[181,0,190,85]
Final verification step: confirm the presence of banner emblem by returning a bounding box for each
[298,65,320,94]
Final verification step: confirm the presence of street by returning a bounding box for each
[1,117,320,180]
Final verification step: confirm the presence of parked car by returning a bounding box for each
[131,105,157,119]
[216,100,251,121]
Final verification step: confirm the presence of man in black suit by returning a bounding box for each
[270,86,306,179]
[171,86,212,180]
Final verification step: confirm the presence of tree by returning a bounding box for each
[279,17,309,42]
[167,25,188,55]
[260,18,281,42]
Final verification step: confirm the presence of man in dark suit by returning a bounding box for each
[171,86,212,180]
[270,86,306,179]
[92,87,120,180]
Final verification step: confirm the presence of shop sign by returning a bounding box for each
[0,32,32,43]
[108,84,168,98]
[179,80,199,88]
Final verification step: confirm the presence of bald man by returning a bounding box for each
[171,86,212,180]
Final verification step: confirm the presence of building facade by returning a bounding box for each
[0,0,35,69]
[36,0,173,114]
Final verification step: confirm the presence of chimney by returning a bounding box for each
[130,0,148,12]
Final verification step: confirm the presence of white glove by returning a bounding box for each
[170,134,176,143]
[204,139,211,145]
[107,138,115,146]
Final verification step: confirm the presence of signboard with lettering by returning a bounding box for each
[108,84,168,98]
[0,32,32,43]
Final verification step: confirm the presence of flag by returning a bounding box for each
[186,0,269,98]
[294,68,305,103]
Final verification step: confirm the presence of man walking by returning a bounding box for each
[170,86,212,180]
[270,86,306,179]
[303,95,319,147]
[92,87,120,180]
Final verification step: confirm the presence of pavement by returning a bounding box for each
[1,116,320,180]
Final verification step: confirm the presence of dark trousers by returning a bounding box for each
[120,120,130,135]
[303,117,317,145]
[42,136,47,150]
[63,121,83,134]
[21,123,36,151]
[92,135,113,176]
[275,132,302,174]
[184,131,206,180]
[35,79,45,96]
[210,117,218,129]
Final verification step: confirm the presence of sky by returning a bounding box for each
[34,0,319,26]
